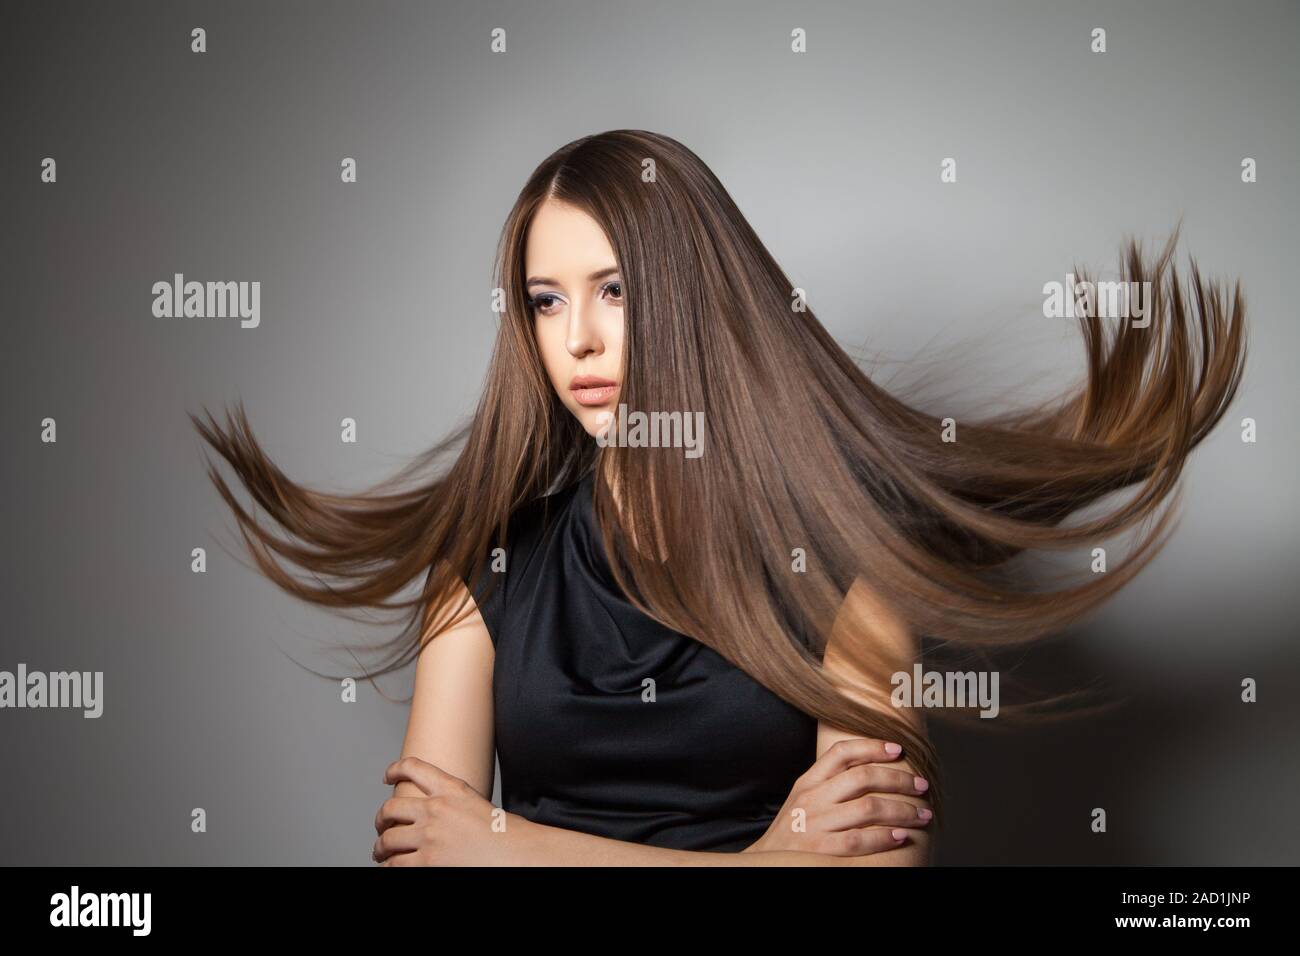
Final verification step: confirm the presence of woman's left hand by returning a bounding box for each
[373,756,527,866]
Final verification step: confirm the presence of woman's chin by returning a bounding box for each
[573,404,619,440]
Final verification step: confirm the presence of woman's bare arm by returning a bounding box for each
[504,817,902,866]
[393,575,496,801]
[386,573,926,865]
[813,576,933,866]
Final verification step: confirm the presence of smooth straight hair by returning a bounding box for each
[191,129,1248,821]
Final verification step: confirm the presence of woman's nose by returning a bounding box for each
[566,301,602,357]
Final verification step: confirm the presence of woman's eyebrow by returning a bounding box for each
[526,266,620,288]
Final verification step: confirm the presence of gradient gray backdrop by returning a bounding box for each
[2,0,1297,865]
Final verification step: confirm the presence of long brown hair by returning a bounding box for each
[190,129,1247,824]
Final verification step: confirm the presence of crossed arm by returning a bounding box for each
[381,575,932,866]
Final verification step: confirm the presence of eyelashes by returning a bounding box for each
[528,281,623,316]
[526,293,561,315]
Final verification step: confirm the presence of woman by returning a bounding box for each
[191,129,1247,865]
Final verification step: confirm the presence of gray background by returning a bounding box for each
[2,0,1296,865]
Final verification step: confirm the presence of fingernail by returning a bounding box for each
[917,807,933,821]
[914,776,929,791]
[884,742,902,755]
[891,829,907,841]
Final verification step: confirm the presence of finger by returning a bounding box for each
[823,824,919,857]
[374,796,427,836]
[383,756,452,795]
[824,793,934,831]
[372,823,426,863]
[802,737,905,785]
[381,851,420,867]
[823,764,929,803]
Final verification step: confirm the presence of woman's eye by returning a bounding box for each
[528,283,619,316]
[529,293,561,315]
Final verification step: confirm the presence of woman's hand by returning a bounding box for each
[373,756,527,866]
[743,737,932,856]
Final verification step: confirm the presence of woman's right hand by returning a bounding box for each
[743,737,932,856]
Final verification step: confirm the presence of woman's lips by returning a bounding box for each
[571,384,618,406]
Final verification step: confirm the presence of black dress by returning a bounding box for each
[466,469,818,853]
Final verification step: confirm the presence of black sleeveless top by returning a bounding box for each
[466,470,818,853]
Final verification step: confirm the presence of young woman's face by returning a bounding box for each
[524,199,625,438]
